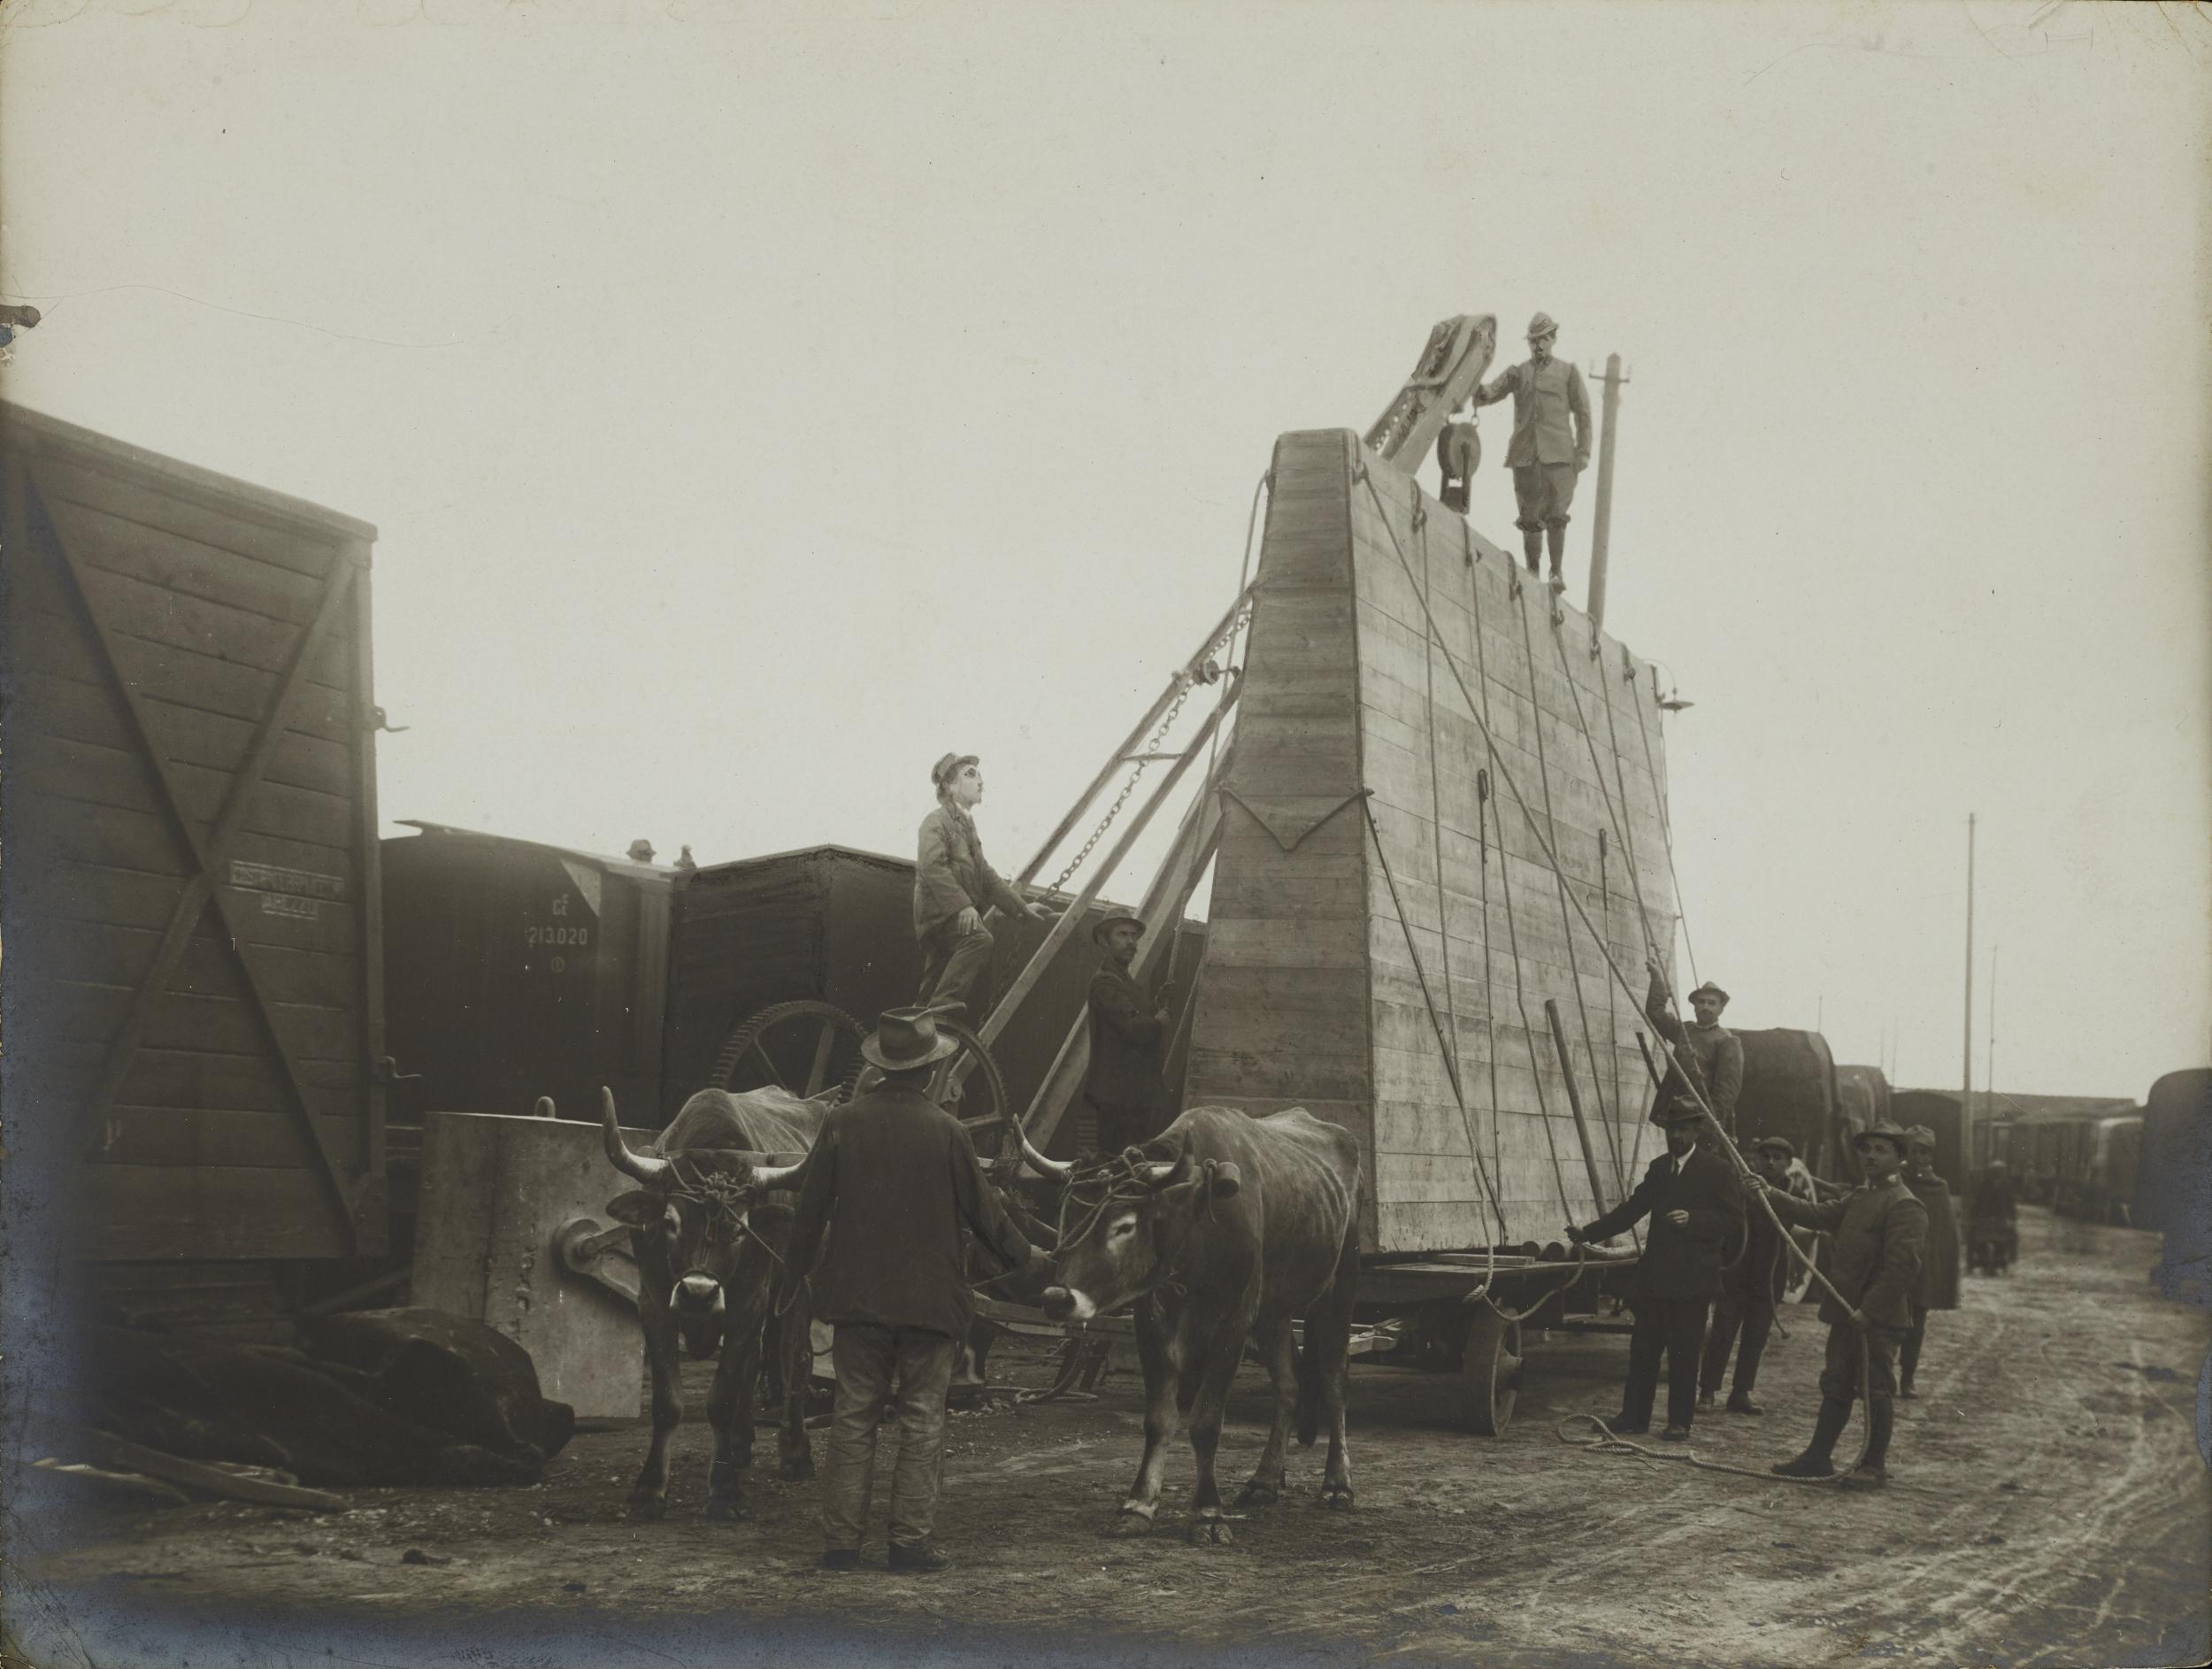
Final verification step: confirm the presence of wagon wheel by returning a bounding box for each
[1459,1302,1525,1436]
[709,999,866,1103]
[911,1017,1020,1173]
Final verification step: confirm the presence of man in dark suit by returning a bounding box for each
[1699,1135,1796,1415]
[785,1007,1047,1572]
[1079,912,1174,1156]
[1569,1104,1745,1440]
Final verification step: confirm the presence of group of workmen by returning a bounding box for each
[1566,958,1961,1488]
[780,747,1963,1572]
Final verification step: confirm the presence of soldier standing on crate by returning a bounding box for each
[1079,912,1175,1158]
[1754,1120,1929,1488]
[914,753,1058,1019]
[1465,311,1592,590]
[1900,1124,1961,1397]
[1642,956,1744,1147]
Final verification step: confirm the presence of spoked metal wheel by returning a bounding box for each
[709,999,866,1103]
[1460,1302,1525,1436]
[926,1017,1025,1174]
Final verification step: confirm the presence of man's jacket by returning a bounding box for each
[1723,1187,1791,1305]
[913,804,1026,937]
[1582,1145,1744,1303]
[785,1084,1033,1340]
[1642,973,1742,1134]
[1908,1168,1962,1311]
[1082,958,1166,1114]
[1766,1174,1928,1332]
[1470,356,1593,468]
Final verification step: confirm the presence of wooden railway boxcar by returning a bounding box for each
[662,843,1205,1156]
[2,404,388,1271]
[381,821,675,1127]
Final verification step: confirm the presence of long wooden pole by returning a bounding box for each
[1586,353,1626,627]
[1013,587,1250,887]
[1962,812,1977,1165]
[1547,999,1611,1213]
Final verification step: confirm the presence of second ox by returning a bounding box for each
[601,1084,826,1520]
[1029,1104,1362,1544]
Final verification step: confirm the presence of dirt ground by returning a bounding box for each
[8,1206,2208,1669]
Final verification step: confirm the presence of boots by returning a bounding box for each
[1771,1397,1851,1478]
[1840,1396,1893,1489]
[1521,528,1544,573]
[1545,524,1567,590]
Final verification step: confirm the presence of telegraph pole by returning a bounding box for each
[1586,353,1628,627]
[1986,944,1999,1137]
[1962,814,1977,1163]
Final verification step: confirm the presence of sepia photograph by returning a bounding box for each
[2,2,2207,1665]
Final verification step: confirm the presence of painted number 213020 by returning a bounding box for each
[526,925,590,948]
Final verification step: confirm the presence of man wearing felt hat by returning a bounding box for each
[1079,911,1177,1157]
[1568,1102,1745,1441]
[1465,311,1593,591]
[1642,956,1744,1144]
[914,752,1058,1019]
[784,1007,1048,1572]
[1699,1135,1796,1416]
[1899,1124,1961,1398]
[1751,1119,1929,1488]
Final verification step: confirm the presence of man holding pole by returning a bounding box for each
[1643,956,1743,1147]
[1079,912,1174,1158]
[1752,1120,1929,1488]
[1698,1135,1795,1415]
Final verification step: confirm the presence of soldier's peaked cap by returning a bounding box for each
[1526,311,1560,341]
[1851,1119,1912,1153]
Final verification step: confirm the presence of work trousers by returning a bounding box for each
[1086,1094,1159,1160]
[1818,1319,1901,1407]
[1622,1296,1709,1430]
[917,919,995,1019]
[1899,1302,1930,1390]
[1510,461,1580,531]
[1700,1293,1776,1399]
[820,1323,956,1554]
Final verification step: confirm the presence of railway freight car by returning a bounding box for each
[2140,1067,2212,1308]
[2,405,388,1332]
[662,843,1207,1158]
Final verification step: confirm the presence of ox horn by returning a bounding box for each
[601,1087,670,1185]
[748,1153,808,1191]
[1017,1125,1072,1182]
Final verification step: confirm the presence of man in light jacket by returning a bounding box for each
[1466,310,1592,589]
[914,752,1055,1019]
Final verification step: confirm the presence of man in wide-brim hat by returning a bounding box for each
[1466,311,1593,589]
[785,1006,1047,1573]
[1078,911,1175,1158]
[1898,1124,1960,1396]
[1751,1119,1929,1488]
[1568,1102,1744,1441]
[1641,957,1744,1144]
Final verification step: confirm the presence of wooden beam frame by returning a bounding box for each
[18,466,369,1247]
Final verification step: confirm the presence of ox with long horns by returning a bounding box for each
[1031,1105,1362,1544]
[601,1084,825,1520]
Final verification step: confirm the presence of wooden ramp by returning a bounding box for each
[1185,429,1679,1252]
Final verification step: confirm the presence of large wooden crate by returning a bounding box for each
[1186,429,1679,1252]
[1,404,388,1261]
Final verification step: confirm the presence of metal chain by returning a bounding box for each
[1045,598,1252,896]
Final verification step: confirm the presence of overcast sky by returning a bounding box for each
[4,0,2206,1100]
